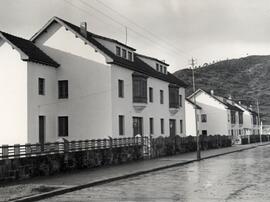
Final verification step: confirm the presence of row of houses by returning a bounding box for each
[185,89,260,143]
[0,17,260,145]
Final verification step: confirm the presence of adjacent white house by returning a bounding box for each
[187,89,260,142]
[0,17,187,145]
[185,98,202,136]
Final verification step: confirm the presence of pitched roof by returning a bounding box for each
[189,89,243,112]
[136,53,169,66]
[0,31,59,67]
[31,17,187,87]
[186,98,202,109]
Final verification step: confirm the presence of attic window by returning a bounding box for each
[156,63,159,71]
[160,65,163,73]
[122,49,127,59]
[128,51,132,61]
[116,46,121,56]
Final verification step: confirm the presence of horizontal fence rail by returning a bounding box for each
[0,137,147,160]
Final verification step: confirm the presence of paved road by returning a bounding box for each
[41,144,270,202]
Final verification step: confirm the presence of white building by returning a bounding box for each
[188,89,244,139]
[185,98,202,136]
[187,89,259,142]
[0,17,187,145]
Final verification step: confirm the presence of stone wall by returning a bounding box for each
[0,145,143,182]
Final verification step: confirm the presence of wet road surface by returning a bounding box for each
[42,145,270,202]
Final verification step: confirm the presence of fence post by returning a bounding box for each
[14,144,20,158]
[2,145,9,159]
[25,143,31,157]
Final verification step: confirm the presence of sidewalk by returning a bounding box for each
[7,142,270,201]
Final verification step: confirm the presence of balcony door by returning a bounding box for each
[133,117,143,136]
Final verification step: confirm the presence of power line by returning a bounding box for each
[77,0,190,59]
[94,0,190,57]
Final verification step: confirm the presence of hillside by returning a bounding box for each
[174,55,270,124]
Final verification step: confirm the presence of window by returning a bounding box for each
[231,111,236,124]
[132,73,147,103]
[160,90,164,104]
[58,116,68,137]
[128,51,132,61]
[156,63,159,71]
[118,80,124,98]
[160,118,164,134]
[58,80,68,99]
[150,117,154,135]
[180,120,183,133]
[239,112,243,124]
[119,115,124,136]
[169,85,179,108]
[116,46,121,56]
[201,114,207,122]
[122,49,127,58]
[38,78,45,95]
[164,67,167,74]
[239,129,241,135]
[179,94,182,107]
[149,87,153,103]
[160,65,163,73]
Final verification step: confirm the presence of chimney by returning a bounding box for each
[80,22,87,37]
[210,90,214,95]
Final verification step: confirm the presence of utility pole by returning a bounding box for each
[190,57,201,160]
[256,99,262,143]
[125,26,128,45]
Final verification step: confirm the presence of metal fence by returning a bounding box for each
[0,137,147,160]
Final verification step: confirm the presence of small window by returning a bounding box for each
[156,63,159,71]
[116,46,121,56]
[149,87,153,103]
[150,117,154,135]
[38,78,45,95]
[122,49,127,58]
[119,115,124,136]
[128,51,132,61]
[164,67,167,74]
[160,90,164,104]
[160,118,164,134]
[58,116,68,137]
[58,80,68,99]
[180,120,183,133]
[118,80,124,98]
[201,114,207,122]
[160,65,163,73]
[179,94,182,107]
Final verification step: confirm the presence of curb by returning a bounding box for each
[13,143,269,202]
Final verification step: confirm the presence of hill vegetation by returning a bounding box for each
[174,55,270,123]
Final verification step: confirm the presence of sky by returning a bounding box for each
[1,0,270,72]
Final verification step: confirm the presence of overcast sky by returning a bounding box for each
[1,0,270,72]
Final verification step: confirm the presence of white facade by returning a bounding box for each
[185,99,201,136]
[0,42,28,145]
[188,89,242,138]
[187,89,260,143]
[0,17,186,145]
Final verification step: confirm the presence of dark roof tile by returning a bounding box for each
[0,31,59,67]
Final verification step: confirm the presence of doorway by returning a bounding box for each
[169,119,176,137]
[133,117,143,136]
[39,116,45,144]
